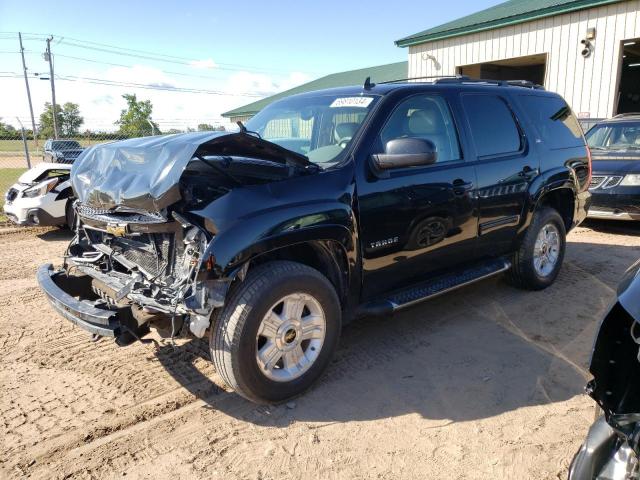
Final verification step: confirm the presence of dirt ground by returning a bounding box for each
[0,221,638,480]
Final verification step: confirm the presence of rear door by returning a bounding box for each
[356,91,479,300]
[459,92,539,257]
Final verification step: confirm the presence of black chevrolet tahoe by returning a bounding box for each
[37,78,592,403]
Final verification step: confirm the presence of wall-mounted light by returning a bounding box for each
[421,52,441,71]
[581,39,593,58]
[586,27,596,40]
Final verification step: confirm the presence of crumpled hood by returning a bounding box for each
[18,162,71,184]
[71,131,312,212]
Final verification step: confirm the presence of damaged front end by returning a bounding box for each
[569,259,640,479]
[38,207,224,345]
[37,132,316,345]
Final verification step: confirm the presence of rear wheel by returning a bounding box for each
[210,261,341,403]
[508,207,566,290]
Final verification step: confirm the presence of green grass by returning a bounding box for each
[0,168,28,224]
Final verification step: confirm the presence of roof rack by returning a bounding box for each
[378,75,467,84]
[376,75,544,90]
[433,77,544,89]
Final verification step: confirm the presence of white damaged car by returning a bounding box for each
[3,162,75,227]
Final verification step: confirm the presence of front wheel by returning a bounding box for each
[508,207,566,290]
[210,261,341,404]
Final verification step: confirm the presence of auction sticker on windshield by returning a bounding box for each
[330,97,374,108]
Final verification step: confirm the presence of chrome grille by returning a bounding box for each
[589,175,624,190]
[77,204,166,224]
[602,176,623,189]
[589,175,606,189]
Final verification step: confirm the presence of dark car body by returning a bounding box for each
[36,80,591,401]
[43,139,85,164]
[569,259,640,479]
[586,115,640,220]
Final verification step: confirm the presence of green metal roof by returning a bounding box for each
[222,61,408,118]
[396,0,625,47]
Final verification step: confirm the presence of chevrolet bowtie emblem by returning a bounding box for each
[106,223,127,237]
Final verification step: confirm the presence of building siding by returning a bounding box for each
[408,0,640,118]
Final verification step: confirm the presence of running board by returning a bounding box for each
[358,258,511,317]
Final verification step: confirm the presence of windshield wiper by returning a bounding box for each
[237,121,262,139]
[195,155,243,186]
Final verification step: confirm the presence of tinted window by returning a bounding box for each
[520,95,583,149]
[462,95,521,157]
[378,95,461,163]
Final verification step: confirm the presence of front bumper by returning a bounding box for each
[37,263,122,337]
[588,189,640,221]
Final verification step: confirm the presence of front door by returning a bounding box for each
[356,92,479,300]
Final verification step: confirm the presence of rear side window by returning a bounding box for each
[462,95,522,157]
[519,95,584,149]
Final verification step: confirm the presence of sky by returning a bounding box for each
[0,0,501,132]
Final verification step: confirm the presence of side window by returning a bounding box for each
[378,95,461,163]
[462,94,522,157]
[519,95,584,149]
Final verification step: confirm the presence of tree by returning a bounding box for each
[115,94,160,137]
[39,102,84,138]
[197,123,226,132]
[60,103,84,136]
[0,118,17,138]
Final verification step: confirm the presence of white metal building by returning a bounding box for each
[396,0,640,119]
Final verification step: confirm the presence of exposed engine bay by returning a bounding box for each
[59,132,317,344]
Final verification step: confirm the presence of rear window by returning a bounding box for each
[519,95,584,149]
[462,94,522,157]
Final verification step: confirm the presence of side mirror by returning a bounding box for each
[371,138,437,171]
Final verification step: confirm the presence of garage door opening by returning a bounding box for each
[458,54,547,86]
[616,38,640,115]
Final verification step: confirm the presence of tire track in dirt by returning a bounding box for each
[1,224,639,479]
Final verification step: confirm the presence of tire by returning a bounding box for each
[65,200,76,230]
[210,260,341,404]
[508,207,566,290]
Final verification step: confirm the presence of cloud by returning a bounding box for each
[0,59,314,133]
[189,58,217,69]
[225,71,311,97]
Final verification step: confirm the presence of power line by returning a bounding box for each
[0,73,266,97]
[0,31,322,75]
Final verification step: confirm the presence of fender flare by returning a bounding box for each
[203,223,355,279]
[520,166,577,232]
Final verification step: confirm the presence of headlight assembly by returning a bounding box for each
[621,174,640,186]
[22,178,59,198]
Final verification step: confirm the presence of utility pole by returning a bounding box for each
[44,36,58,139]
[18,33,38,148]
[16,118,32,169]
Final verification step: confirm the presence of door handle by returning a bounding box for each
[452,179,473,195]
[518,165,535,178]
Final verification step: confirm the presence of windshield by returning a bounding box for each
[244,93,380,167]
[51,140,81,150]
[586,122,640,151]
